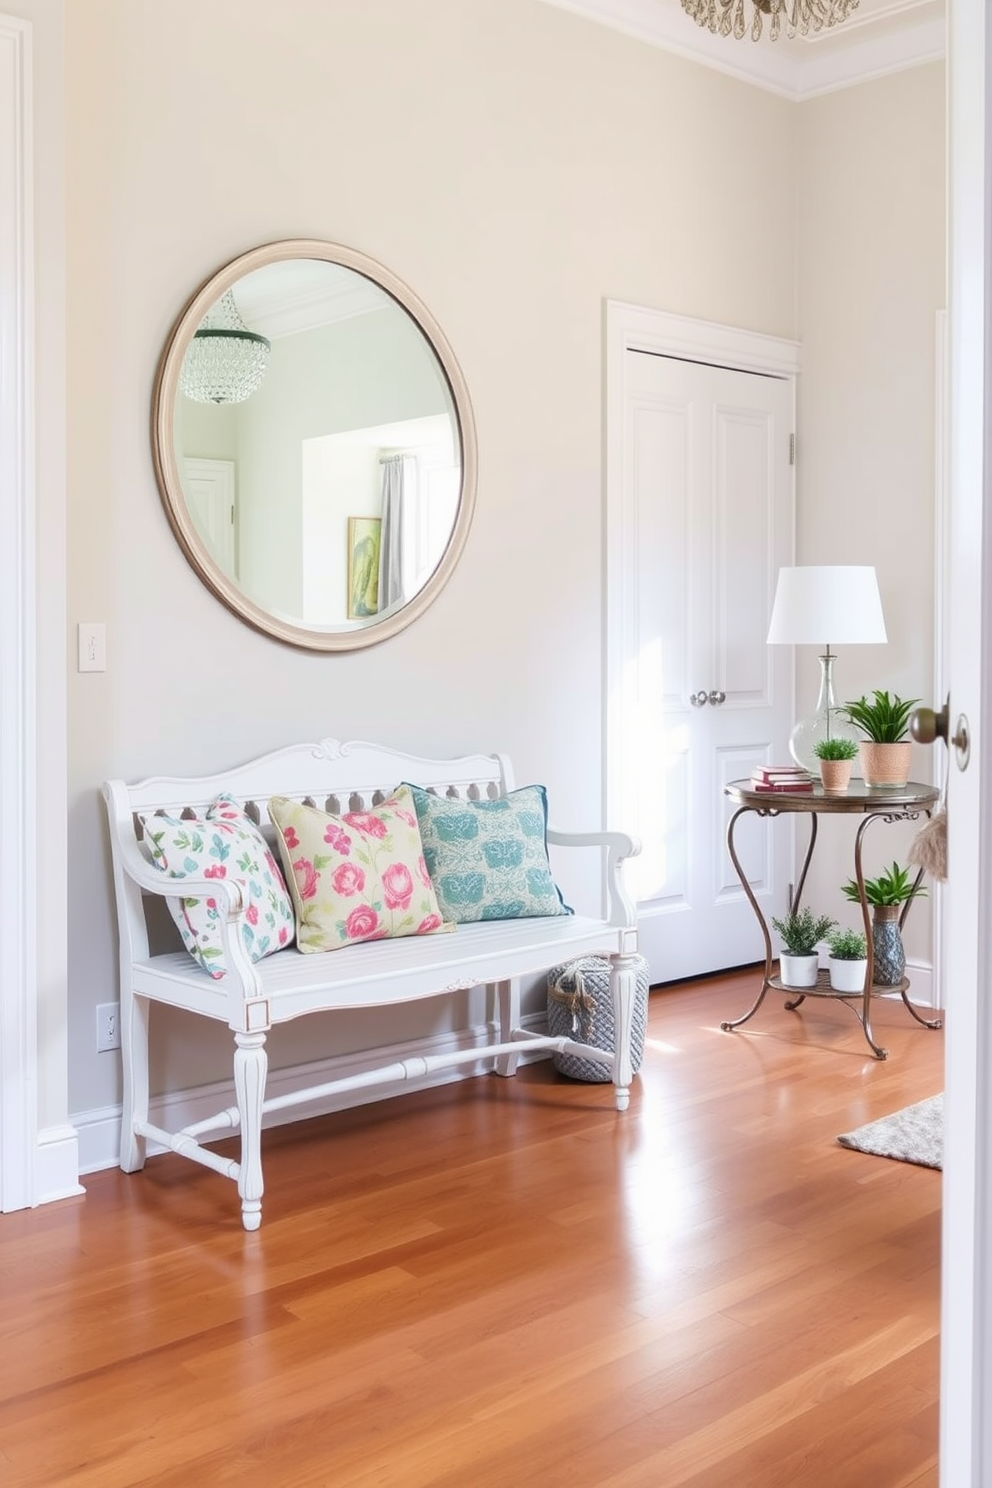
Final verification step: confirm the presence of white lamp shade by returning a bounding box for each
[766,565,887,647]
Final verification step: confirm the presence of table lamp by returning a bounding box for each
[767,565,888,772]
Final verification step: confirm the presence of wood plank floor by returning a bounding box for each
[0,970,943,1486]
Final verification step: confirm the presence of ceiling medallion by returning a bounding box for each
[680,0,860,41]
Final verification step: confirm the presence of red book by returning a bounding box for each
[750,778,814,792]
[752,765,812,783]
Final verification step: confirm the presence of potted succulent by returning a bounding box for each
[770,906,837,988]
[812,736,859,792]
[826,926,869,993]
[841,860,927,986]
[841,690,920,788]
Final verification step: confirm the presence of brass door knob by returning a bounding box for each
[909,703,947,744]
[909,697,970,770]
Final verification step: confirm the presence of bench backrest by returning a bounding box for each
[104,738,514,965]
[109,737,512,829]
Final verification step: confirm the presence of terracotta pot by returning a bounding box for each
[818,758,853,793]
[858,740,912,788]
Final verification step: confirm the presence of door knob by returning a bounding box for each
[689,691,709,707]
[708,690,726,706]
[909,697,970,770]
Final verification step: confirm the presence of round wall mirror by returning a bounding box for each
[152,239,477,650]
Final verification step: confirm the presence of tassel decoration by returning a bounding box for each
[908,807,947,883]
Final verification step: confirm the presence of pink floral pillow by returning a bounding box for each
[268,786,451,953]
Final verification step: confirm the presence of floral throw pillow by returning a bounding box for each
[405,783,573,924]
[268,786,451,954]
[140,794,295,979]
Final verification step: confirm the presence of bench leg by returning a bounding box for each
[493,979,520,1076]
[120,989,149,1173]
[609,953,639,1112]
[234,1031,268,1231]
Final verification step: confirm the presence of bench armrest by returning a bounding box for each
[547,827,641,930]
[112,828,245,916]
[106,814,265,1004]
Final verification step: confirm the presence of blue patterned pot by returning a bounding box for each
[872,905,905,986]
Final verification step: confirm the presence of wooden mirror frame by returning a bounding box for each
[151,239,478,651]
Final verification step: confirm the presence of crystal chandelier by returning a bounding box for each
[179,289,271,404]
[680,0,860,41]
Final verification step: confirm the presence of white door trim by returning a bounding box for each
[0,13,37,1212]
[931,309,949,1008]
[941,0,992,1476]
[604,300,801,858]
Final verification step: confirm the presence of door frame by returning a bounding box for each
[0,13,37,1211]
[603,300,801,890]
[941,0,992,1476]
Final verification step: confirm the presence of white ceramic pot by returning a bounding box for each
[779,952,820,988]
[829,956,869,993]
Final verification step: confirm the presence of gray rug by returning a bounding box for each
[837,1093,943,1169]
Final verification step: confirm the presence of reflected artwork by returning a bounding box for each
[347,516,381,619]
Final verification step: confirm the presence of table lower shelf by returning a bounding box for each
[720,967,940,1059]
[770,969,910,1000]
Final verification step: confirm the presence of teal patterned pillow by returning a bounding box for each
[406,783,572,924]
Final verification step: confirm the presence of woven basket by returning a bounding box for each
[546,954,649,1082]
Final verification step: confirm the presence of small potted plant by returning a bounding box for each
[841,690,921,788]
[826,926,869,993]
[841,861,927,986]
[770,906,836,988]
[812,736,859,793]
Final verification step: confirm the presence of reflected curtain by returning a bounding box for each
[377,454,415,612]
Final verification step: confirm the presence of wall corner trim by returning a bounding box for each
[0,11,40,1214]
[35,1125,84,1206]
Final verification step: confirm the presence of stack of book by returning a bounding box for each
[750,764,815,793]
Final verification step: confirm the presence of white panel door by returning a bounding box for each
[616,349,795,983]
[183,457,237,577]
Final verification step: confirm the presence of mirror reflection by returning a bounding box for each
[173,258,461,631]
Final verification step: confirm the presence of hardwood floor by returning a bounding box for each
[0,970,942,1486]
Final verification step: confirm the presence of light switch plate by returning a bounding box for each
[78,622,106,672]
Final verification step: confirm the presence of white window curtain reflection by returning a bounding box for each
[377,453,417,612]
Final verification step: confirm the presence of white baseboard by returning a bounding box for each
[900,958,935,1009]
[73,1014,551,1176]
[34,1124,85,1204]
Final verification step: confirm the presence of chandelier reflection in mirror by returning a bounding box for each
[179,288,271,404]
[680,0,859,41]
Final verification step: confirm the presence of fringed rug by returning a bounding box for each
[837,1093,943,1170]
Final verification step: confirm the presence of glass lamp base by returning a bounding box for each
[788,710,861,774]
[789,651,861,773]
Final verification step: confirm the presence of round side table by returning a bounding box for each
[721,778,942,1059]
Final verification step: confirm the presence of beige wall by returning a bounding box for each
[796,63,946,959]
[63,0,799,1120]
[49,0,944,1130]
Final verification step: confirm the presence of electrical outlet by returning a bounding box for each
[96,1002,121,1052]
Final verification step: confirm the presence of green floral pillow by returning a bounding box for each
[140,794,295,978]
[406,783,572,924]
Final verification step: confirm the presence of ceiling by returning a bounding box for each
[536,0,944,98]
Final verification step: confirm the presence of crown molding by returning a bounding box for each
[536,0,945,99]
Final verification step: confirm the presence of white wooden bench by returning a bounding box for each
[103,739,642,1230]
